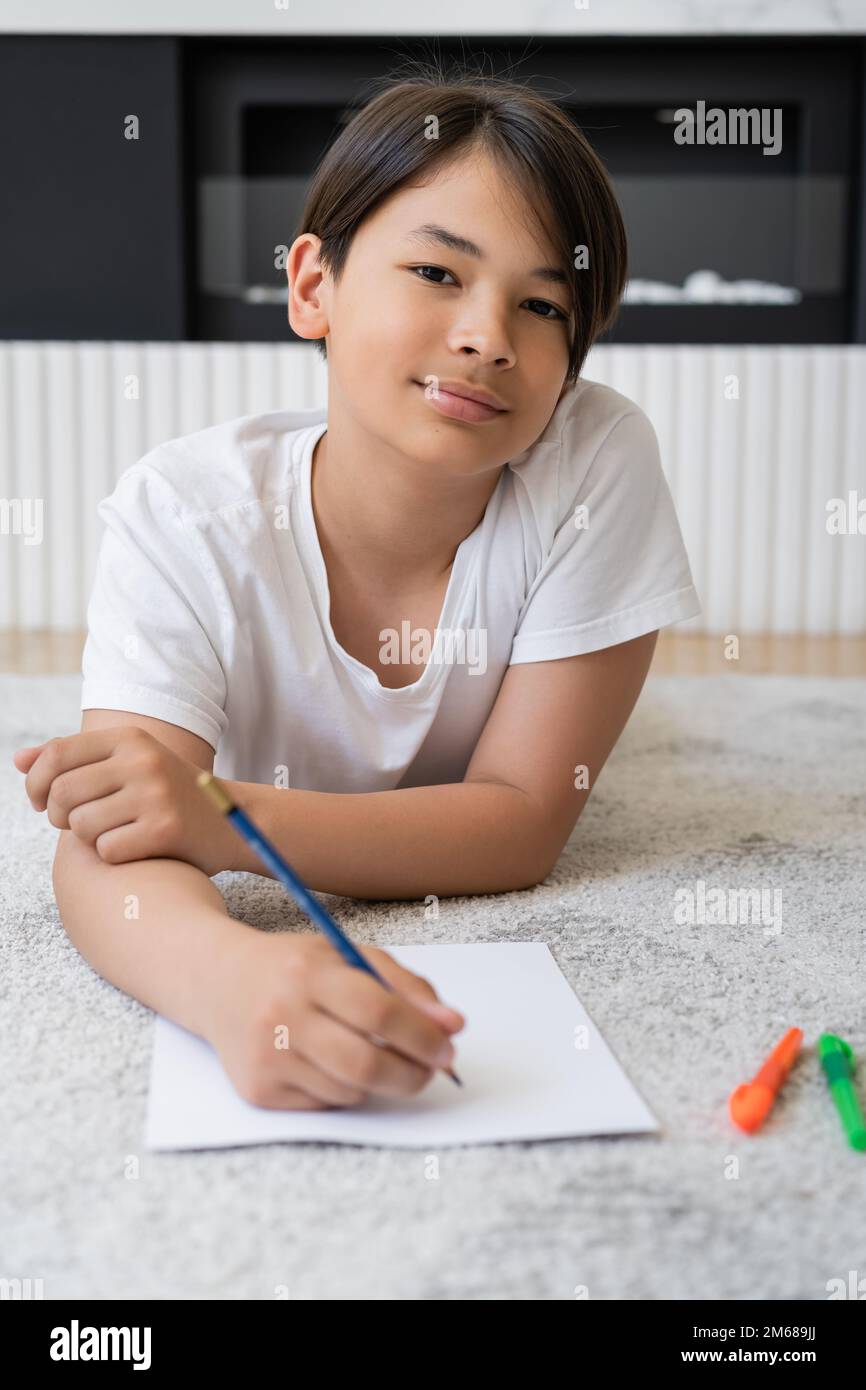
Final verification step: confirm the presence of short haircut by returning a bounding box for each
[296,59,628,384]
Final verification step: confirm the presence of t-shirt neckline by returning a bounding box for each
[299,422,499,702]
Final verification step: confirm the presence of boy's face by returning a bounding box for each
[291,148,574,476]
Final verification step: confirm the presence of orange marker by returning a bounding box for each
[729,1027,803,1133]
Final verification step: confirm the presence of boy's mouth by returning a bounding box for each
[412,380,509,424]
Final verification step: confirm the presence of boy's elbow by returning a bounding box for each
[486,855,554,895]
[516,809,582,890]
[475,783,572,893]
[496,823,563,893]
[516,847,558,891]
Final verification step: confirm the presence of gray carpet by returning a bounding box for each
[2,671,865,1301]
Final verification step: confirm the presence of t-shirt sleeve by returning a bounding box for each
[509,406,702,663]
[80,462,229,750]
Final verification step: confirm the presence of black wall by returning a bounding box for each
[0,37,187,338]
[1,34,864,345]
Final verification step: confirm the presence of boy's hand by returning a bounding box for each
[13,729,232,876]
[206,932,467,1109]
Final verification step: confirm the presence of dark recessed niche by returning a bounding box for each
[1,34,863,344]
[188,38,861,345]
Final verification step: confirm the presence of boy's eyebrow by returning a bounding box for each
[404,223,570,288]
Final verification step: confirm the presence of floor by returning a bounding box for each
[2,630,865,676]
[3,636,865,1298]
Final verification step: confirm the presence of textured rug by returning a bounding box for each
[2,672,864,1300]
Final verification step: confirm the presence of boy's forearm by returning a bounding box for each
[52,828,248,1041]
[220,780,550,900]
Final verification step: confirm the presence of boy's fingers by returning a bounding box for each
[313,963,459,1071]
[13,745,43,770]
[23,731,117,810]
[357,947,465,1031]
[412,998,466,1032]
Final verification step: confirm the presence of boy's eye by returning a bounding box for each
[411,264,456,286]
[409,265,568,321]
[525,299,569,322]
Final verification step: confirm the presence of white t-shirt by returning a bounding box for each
[81,377,701,791]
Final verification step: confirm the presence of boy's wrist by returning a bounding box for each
[210,785,248,875]
[196,914,259,1043]
[208,779,284,877]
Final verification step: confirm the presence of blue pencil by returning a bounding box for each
[196,771,461,1087]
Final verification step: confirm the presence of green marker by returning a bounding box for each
[818,1034,866,1151]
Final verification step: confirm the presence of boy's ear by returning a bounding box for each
[286,233,330,345]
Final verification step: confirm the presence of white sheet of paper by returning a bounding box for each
[144,942,659,1150]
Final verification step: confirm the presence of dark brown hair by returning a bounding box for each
[296,59,628,384]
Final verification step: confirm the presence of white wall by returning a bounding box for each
[1,342,864,636]
[0,0,864,36]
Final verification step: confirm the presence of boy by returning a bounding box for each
[16,69,700,1110]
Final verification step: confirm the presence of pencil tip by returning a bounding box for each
[447,1069,463,1087]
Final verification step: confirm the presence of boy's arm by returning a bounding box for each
[226,779,548,900]
[57,630,656,903]
[53,829,245,1041]
[223,631,659,900]
[52,709,246,1039]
